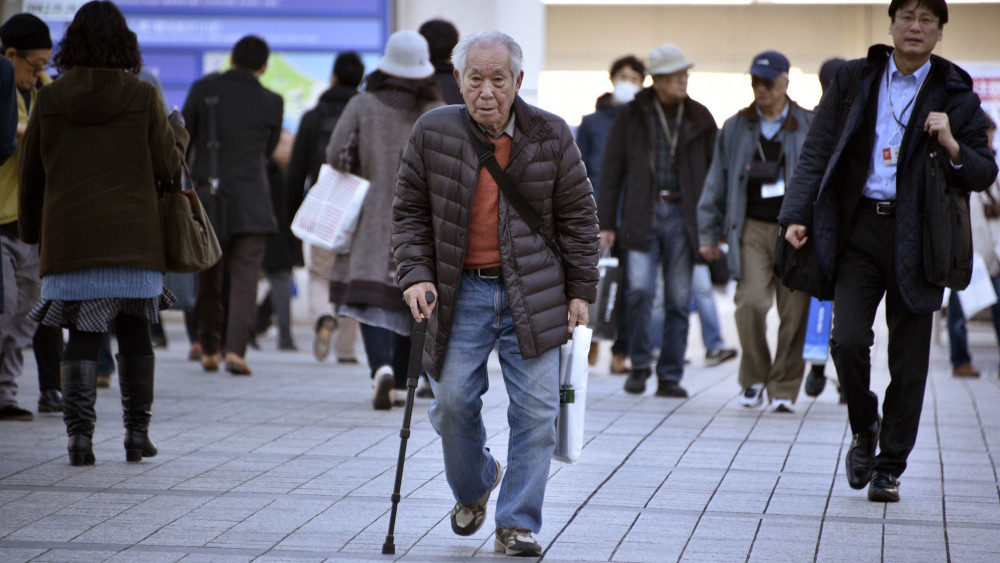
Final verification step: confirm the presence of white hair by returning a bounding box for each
[451,30,523,80]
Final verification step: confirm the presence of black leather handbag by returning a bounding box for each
[774,225,835,301]
[922,141,973,290]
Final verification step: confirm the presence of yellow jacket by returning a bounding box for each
[0,71,51,225]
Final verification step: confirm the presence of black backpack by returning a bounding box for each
[309,112,340,185]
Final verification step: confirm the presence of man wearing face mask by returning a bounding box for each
[698,51,814,413]
[576,55,643,374]
[598,44,718,398]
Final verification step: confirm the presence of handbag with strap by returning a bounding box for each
[922,139,973,290]
[460,108,563,262]
[160,160,223,273]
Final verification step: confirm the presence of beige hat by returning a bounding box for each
[377,30,435,79]
[647,44,693,76]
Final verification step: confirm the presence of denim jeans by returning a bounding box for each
[428,272,560,533]
[691,264,724,351]
[625,201,693,382]
[948,276,1000,367]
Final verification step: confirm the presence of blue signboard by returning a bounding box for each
[30,0,392,131]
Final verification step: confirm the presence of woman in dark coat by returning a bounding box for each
[18,0,188,466]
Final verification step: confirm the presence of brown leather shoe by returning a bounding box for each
[200,352,221,372]
[952,363,980,377]
[224,353,252,376]
[609,353,631,374]
[588,342,600,366]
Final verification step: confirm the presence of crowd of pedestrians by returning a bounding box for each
[0,0,997,555]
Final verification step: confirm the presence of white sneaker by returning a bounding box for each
[371,366,394,410]
[769,398,795,413]
[739,384,765,408]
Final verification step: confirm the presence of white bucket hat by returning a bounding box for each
[646,44,694,76]
[377,30,435,79]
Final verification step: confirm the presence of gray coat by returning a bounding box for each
[698,100,814,279]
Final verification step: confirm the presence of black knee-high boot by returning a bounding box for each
[117,354,157,462]
[61,360,97,466]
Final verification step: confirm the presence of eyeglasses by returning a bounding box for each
[16,51,49,73]
[895,13,940,28]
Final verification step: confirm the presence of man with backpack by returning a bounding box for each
[285,52,365,364]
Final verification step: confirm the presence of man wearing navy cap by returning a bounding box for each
[698,51,815,413]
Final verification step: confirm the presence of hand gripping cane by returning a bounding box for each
[382,292,435,555]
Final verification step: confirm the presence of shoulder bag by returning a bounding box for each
[460,108,563,262]
[160,160,223,273]
[922,139,973,290]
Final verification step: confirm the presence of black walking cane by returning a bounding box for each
[382,291,435,555]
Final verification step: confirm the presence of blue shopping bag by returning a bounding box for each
[802,297,832,362]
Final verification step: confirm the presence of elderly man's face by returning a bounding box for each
[651,69,688,106]
[751,74,789,111]
[5,48,51,91]
[455,42,522,136]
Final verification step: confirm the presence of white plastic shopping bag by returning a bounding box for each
[290,164,369,253]
[553,325,592,464]
[956,252,998,318]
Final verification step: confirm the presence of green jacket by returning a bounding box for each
[18,67,188,276]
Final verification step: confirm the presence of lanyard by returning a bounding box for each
[885,62,925,131]
[653,100,684,162]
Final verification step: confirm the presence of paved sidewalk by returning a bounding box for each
[1,308,999,562]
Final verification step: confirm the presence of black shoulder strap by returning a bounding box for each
[832,61,865,143]
[460,108,563,261]
[204,75,221,194]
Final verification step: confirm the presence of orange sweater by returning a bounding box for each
[464,134,511,269]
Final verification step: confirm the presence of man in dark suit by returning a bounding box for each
[183,35,284,376]
[780,0,997,502]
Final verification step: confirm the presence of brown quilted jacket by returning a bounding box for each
[392,97,600,379]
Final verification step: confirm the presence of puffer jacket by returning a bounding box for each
[698,100,814,279]
[393,96,600,378]
[779,45,998,313]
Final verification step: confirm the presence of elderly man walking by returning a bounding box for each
[392,30,599,556]
[597,44,718,398]
[698,51,814,413]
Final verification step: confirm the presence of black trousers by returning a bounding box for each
[359,323,410,390]
[33,324,63,392]
[830,201,933,477]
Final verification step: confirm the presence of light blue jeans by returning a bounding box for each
[428,272,560,533]
[625,201,693,382]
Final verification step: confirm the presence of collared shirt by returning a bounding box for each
[477,110,516,142]
[652,101,680,193]
[756,101,789,141]
[864,54,931,200]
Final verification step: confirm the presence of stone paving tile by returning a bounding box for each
[2,317,1000,561]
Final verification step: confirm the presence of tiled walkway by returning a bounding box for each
[1,306,998,562]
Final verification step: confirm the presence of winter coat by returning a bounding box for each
[18,67,188,276]
[182,69,283,238]
[597,88,717,255]
[0,69,50,225]
[779,45,998,313]
[286,85,357,195]
[431,63,463,105]
[325,91,444,318]
[576,93,618,198]
[261,157,304,272]
[392,97,600,379]
[698,100,814,279]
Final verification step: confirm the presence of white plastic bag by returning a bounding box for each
[553,325,592,464]
[290,164,369,253]
[957,252,998,318]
